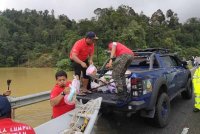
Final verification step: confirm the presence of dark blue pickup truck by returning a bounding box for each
[77,48,192,127]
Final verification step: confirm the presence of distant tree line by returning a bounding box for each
[0,5,200,69]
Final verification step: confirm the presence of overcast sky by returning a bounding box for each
[0,0,199,23]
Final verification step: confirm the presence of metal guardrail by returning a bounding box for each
[34,97,102,134]
[8,90,51,109]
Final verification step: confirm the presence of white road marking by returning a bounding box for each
[181,127,189,134]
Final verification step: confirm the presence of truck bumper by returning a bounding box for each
[77,95,147,112]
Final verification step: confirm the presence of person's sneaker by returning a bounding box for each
[193,108,200,112]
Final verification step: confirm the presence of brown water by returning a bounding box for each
[0,67,74,128]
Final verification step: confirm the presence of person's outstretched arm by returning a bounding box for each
[2,90,11,96]
[107,42,117,68]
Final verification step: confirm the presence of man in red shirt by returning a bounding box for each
[70,31,98,95]
[50,70,75,118]
[107,42,134,101]
[0,95,35,134]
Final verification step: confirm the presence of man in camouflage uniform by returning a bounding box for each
[107,42,134,101]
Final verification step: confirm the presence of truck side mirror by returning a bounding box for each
[182,61,188,68]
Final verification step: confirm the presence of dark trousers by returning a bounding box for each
[71,60,91,89]
[71,60,89,79]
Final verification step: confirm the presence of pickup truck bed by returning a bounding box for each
[77,92,117,105]
[77,91,148,112]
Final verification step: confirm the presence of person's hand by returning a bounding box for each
[63,87,70,95]
[106,63,112,68]
[3,90,11,96]
[80,62,87,68]
[89,60,93,65]
[106,60,112,68]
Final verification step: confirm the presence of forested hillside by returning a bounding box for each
[0,5,200,69]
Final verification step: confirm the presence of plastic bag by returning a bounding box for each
[91,81,100,89]
[65,75,80,105]
[86,64,97,76]
[107,80,116,93]
[126,78,131,93]
[64,94,75,105]
[105,70,112,75]
[98,86,108,93]
[64,85,76,105]
[71,75,80,94]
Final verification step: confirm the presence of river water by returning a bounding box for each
[0,67,74,127]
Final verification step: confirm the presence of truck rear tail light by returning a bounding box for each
[131,78,143,97]
[131,78,140,85]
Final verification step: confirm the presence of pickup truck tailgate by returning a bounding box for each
[77,92,117,105]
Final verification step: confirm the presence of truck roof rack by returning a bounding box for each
[133,48,170,54]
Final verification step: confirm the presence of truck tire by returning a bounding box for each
[181,78,193,99]
[154,93,170,128]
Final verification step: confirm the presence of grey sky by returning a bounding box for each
[0,0,199,23]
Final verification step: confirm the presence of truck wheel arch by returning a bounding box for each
[147,77,168,110]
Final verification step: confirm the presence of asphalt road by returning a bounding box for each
[93,94,200,134]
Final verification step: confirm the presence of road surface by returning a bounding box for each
[93,95,199,134]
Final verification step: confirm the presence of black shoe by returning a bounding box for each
[193,108,200,112]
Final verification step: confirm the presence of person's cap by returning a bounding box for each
[86,32,99,39]
[0,96,11,117]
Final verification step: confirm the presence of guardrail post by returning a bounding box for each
[11,108,15,119]
[7,90,51,119]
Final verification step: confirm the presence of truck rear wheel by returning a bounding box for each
[154,93,170,128]
[181,78,193,99]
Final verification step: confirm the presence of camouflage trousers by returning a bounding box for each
[112,54,134,93]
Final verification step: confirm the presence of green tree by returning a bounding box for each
[119,20,146,49]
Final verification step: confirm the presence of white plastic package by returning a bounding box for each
[91,81,100,89]
[86,64,97,76]
[71,75,80,94]
[64,85,76,105]
[126,78,131,93]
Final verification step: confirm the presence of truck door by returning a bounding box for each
[170,56,187,89]
[160,56,178,96]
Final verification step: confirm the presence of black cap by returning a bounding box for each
[86,31,99,39]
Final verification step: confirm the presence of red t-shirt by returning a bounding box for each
[50,81,75,118]
[70,38,94,61]
[108,42,134,57]
[0,118,35,134]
